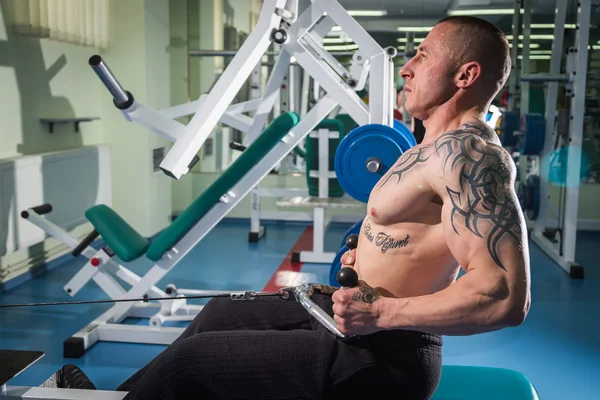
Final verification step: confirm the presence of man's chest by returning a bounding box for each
[367,146,441,224]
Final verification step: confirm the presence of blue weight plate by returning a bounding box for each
[527,175,540,220]
[500,111,520,148]
[520,114,545,155]
[334,124,412,203]
[329,245,348,286]
[394,119,417,147]
[340,219,364,248]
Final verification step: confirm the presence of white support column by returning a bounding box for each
[317,128,330,199]
[368,52,392,126]
[314,127,330,256]
[518,0,532,185]
[508,0,520,111]
[562,0,591,267]
[247,49,292,241]
[534,0,568,237]
[520,0,531,115]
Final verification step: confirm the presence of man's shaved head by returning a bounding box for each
[435,16,511,101]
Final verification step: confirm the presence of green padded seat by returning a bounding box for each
[431,365,540,400]
[335,114,358,137]
[85,204,150,262]
[146,111,300,261]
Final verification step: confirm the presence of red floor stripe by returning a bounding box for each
[262,227,314,292]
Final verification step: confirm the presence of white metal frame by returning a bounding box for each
[93,0,394,179]
[520,0,592,277]
[21,209,223,354]
[94,0,395,256]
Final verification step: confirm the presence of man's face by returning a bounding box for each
[398,23,458,119]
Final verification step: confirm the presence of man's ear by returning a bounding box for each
[455,62,481,89]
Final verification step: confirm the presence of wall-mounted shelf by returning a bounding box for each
[40,117,100,133]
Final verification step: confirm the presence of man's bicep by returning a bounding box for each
[440,187,526,273]
[434,136,527,272]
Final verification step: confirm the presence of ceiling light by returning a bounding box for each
[448,9,524,16]
[517,55,551,60]
[347,10,387,17]
[396,27,433,32]
[531,24,577,29]
[507,35,555,40]
[508,43,541,48]
[530,50,553,54]
[396,38,425,43]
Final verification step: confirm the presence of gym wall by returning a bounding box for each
[0,1,104,159]
[0,0,173,287]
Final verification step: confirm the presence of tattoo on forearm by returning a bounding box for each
[352,286,381,304]
[363,222,410,253]
[376,122,522,271]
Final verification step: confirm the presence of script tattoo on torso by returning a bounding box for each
[375,122,522,271]
[363,221,410,254]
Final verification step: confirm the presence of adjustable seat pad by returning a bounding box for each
[431,365,540,400]
[85,205,149,262]
[145,111,300,261]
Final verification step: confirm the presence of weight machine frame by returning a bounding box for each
[93,0,396,259]
[518,0,592,277]
[98,0,396,181]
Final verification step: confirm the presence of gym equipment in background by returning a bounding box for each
[276,119,364,264]
[512,0,593,278]
[92,0,399,181]
[21,113,301,357]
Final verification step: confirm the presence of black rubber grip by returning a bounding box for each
[71,230,100,257]
[88,54,102,66]
[32,204,53,215]
[229,142,247,152]
[21,204,53,219]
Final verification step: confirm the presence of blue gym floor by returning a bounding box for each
[1,220,598,399]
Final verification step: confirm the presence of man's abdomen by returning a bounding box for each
[354,223,459,298]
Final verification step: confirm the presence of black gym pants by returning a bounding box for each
[117,294,443,399]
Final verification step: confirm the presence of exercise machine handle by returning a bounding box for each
[71,229,100,257]
[20,204,53,219]
[229,141,247,152]
[89,55,132,109]
[294,284,348,338]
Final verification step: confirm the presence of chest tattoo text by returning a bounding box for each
[374,123,522,271]
[363,221,410,254]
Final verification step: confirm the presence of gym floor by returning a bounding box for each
[0,220,598,399]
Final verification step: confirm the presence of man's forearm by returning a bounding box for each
[376,272,523,336]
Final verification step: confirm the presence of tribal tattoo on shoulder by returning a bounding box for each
[376,122,522,271]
